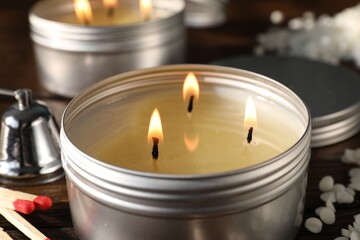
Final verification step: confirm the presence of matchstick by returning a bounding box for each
[0,196,34,214]
[0,207,51,240]
[0,227,13,240]
[0,187,52,211]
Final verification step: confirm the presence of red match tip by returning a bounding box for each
[45,238,51,240]
[13,199,35,214]
[33,195,52,211]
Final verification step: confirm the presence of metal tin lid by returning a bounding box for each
[212,55,360,147]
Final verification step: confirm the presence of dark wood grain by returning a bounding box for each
[0,0,359,239]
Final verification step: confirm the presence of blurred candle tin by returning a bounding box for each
[185,0,228,27]
[29,0,185,97]
[60,65,311,240]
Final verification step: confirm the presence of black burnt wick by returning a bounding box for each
[247,127,253,144]
[187,95,194,113]
[152,137,159,160]
[107,7,115,17]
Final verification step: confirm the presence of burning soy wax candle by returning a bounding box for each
[29,0,185,97]
[87,73,300,174]
[61,65,311,240]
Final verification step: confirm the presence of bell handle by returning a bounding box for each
[0,88,33,110]
[0,88,15,97]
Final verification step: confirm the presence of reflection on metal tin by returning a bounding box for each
[61,65,311,240]
[29,0,185,97]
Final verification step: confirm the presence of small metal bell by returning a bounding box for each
[0,88,63,185]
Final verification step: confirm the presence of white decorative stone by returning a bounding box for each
[257,5,360,68]
[315,207,326,216]
[336,190,355,204]
[334,184,346,192]
[319,176,335,192]
[335,237,349,240]
[321,191,336,202]
[350,230,360,240]
[305,217,323,233]
[342,228,352,237]
[319,207,336,224]
[270,10,284,25]
[326,200,336,212]
[349,182,360,191]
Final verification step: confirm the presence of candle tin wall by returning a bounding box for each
[60,65,311,240]
[29,0,185,97]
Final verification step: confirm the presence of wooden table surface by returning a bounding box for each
[0,0,360,239]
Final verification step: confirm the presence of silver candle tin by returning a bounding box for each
[185,0,229,27]
[29,0,185,97]
[61,65,311,240]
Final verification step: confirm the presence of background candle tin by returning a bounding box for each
[29,0,185,97]
[185,0,229,28]
[60,65,311,240]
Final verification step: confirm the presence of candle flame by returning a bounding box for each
[148,108,163,143]
[183,72,200,103]
[244,96,257,130]
[140,0,153,21]
[103,0,117,9]
[74,0,93,25]
[183,132,199,152]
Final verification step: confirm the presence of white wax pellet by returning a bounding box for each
[319,176,335,192]
[351,175,360,183]
[343,155,356,164]
[351,172,360,183]
[303,18,315,30]
[303,11,315,19]
[349,225,355,232]
[315,206,326,216]
[342,228,352,237]
[321,191,336,202]
[334,184,346,192]
[354,221,360,232]
[288,18,304,30]
[355,214,360,225]
[347,188,356,196]
[349,182,360,191]
[305,217,323,233]
[319,207,336,224]
[270,10,284,25]
[335,237,349,240]
[344,149,356,163]
[336,190,355,204]
[256,4,360,68]
[349,168,360,178]
[350,230,360,240]
[355,149,360,161]
[326,200,336,212]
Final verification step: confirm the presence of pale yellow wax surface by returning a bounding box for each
[53,7,147,26]
[82,92,302,175]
